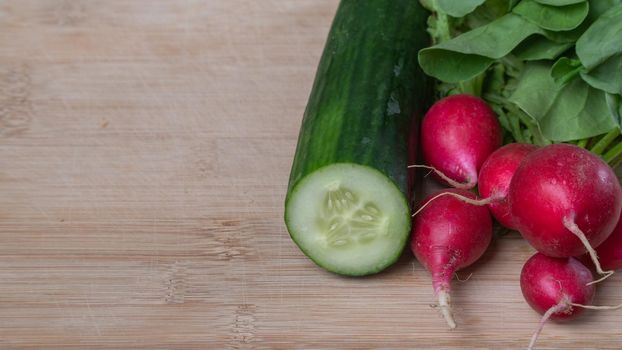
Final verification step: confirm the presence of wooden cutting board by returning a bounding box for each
[1,1,621,348]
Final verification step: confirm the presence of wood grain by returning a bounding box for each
[0,1,621,349]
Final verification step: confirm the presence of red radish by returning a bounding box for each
[478,143,538,229]
[510,144,622,282]
[411,188,492,329]
[521,253,594,350]
[521,253,622,349]
[420,94,502,189]
[521,253,594,321]
[580,216,622,271]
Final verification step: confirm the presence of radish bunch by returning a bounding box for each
[411,95,622,344]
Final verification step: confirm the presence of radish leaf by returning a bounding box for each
[534,0,585,5]
[576,3,622,69]
[513,0,589,31]
[419,14,542,82]
[437,0,486,17]
[513,36,572,60]
[510,62,615,141]
[580,54,622,95]
[606,94,622,130]
[551,57,583,85]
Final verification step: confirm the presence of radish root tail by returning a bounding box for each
[412,192,502,217]
[570,302,622,310]
[407,165,474,189]
[527,302,569,350]
[437,289,457,330]
[528,300,622,349]
[454,272,474,283]
[562,216,615,285]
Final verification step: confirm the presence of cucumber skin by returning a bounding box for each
[285,0,430,276]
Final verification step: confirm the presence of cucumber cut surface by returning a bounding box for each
[286,163,410,276]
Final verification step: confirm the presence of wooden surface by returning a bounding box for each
[1,1,621,349]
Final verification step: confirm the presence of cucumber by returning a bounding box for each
[284,0,430,276]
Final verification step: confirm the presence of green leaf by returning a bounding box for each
[551,57,583,85]
[509,62,560,120]
[481,0,517,14]
[418,51,494,84]
[513,36,573,60]
[437,0,486,17]
[513,0,589,31]
[509,62,616,141]
[534,0,585,5]
[588,0,622,20]
[463,0,518,29]
[541,22,587,42]
[606,93,622,129]
[510,0,521,8]
[576,3,622,69]
[544,85,613,141]
[541,79,585,140]
[509,63,560,121]
[580,53,622,94]
[419,14,542,83]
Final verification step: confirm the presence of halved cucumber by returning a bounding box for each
[286,164,411,276]
[284,0,430,276]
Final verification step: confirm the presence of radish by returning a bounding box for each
[411,188,492,329]
[521,253,622,350]
[510,144,622,282]
[580,215,622,271]
[478,143,538,229]
[521,253,594,322]
[419,94,502,189]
